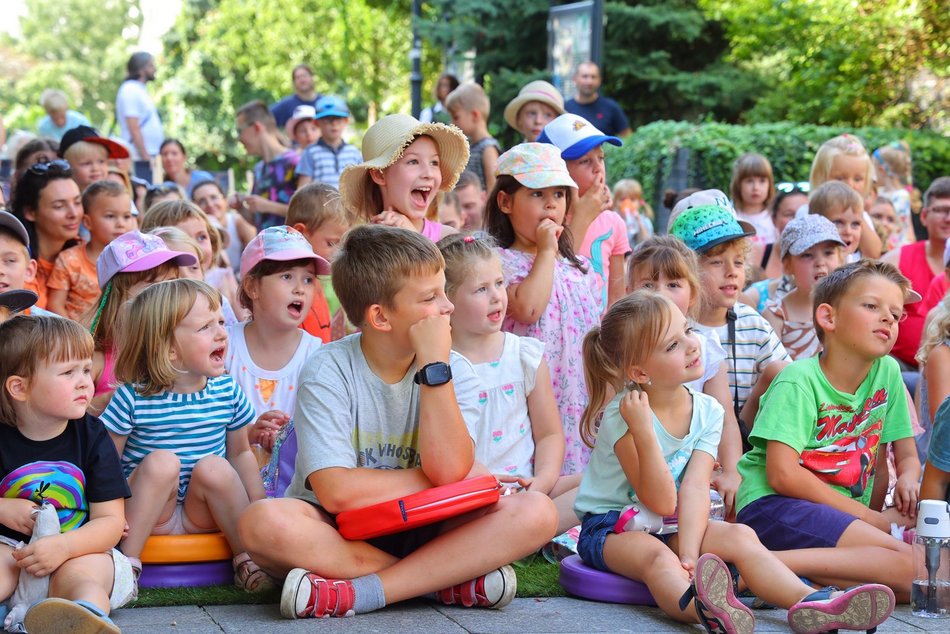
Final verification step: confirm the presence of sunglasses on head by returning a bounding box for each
[27,159,71,176]
[776,181,810,194]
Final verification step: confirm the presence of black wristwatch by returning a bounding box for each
[414,361,453,386]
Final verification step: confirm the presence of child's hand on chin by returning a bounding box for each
[372,209,415,231]
[409,314,452,366]
[535,219,563,254]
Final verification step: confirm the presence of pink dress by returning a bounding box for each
[498,248,601,474]
[421,219,444,242]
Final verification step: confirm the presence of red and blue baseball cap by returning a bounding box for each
[537,113,622,160]
[240,225,330,279]
[60,125,130,160]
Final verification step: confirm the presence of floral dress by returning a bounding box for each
[499,248,600,474]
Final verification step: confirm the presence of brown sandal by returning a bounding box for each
[233,552,275,593]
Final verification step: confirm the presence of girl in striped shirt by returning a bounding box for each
[100,279,271,594]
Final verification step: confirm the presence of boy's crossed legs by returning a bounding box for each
[239,490,558,617]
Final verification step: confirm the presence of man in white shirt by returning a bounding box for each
[115,52,164,166]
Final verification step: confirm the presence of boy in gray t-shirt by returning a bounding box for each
[239,225,557,619]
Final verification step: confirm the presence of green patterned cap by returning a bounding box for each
[668,204,755,253]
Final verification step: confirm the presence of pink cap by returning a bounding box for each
[96,231,199,289]
[240,225,330,279]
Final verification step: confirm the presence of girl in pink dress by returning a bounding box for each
[485,143,600,474]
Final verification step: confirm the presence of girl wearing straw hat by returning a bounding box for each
[339,114,470,242]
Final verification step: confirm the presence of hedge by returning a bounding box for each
[605,121,950,213]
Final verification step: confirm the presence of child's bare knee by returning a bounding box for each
[137,450,181,483]
[190,455,234,486]
[511,491,558,538]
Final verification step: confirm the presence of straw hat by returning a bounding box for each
[339,114,470,217]
[503,81,566,134]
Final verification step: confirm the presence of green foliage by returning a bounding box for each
[604,1,763,127]
[160,0,417,172]
[0,0,142,131]
[606,121,950,210]
[699,0,950,128]
[420,0,759,145]
[421,0,550,147]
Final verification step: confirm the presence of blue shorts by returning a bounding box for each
[577,510,672,572]
[737,495,859,550]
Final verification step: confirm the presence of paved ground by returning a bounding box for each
[113,598,950,633]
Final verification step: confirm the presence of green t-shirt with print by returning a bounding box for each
[736,355,912,513]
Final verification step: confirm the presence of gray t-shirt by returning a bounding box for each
[286,334,481,506]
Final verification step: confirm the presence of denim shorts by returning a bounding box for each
[737,495,859,550]
[576,510,622,572]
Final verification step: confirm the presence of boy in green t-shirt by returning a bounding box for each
[736,260,921,603]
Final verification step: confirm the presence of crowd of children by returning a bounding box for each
[0,79,948,634]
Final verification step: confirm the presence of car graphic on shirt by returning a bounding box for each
[799,420,882,498]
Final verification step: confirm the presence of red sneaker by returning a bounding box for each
[280,568,355,618]
[435,565,517,609]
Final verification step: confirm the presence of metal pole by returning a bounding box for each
[591,0,604,68]
[410,0,422,119]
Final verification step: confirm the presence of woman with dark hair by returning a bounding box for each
[10,138,60,200]
[419,73,460,124]
[10,160,83,308]
[159,138,214,197]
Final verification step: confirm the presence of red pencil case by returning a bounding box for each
[336,475,502,541]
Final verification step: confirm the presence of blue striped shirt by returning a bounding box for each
[296,140,363,189]
[100,375,255,500]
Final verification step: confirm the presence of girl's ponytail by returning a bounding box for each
[580,326,621,447]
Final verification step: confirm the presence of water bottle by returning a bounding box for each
[912,499,950,618]
[614,489,725,535]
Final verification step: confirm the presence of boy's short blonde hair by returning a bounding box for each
[812,259,911,343]
[287,183,354,233]
[809,181,864,218]
[332,224,444,328]
[40,89,69,113]
[82,180,129,214]
[63,141,108,164]
[445,83,490,119]
[115,279,221,396]
[0,315,93,426]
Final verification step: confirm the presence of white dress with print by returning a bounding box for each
[471,333,544,478]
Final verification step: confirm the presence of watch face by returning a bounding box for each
[425,362,452,385]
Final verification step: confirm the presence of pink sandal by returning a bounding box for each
[679,553,755,634]
[787,584,895,634]
[233,552,275,593]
